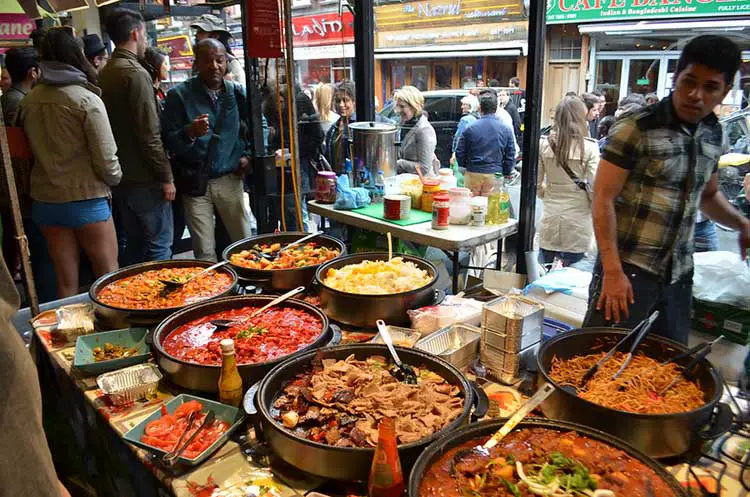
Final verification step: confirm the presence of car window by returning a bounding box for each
[424,96,459,122]
[379,102,397,121]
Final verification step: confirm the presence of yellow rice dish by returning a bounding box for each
[322,257,432,294]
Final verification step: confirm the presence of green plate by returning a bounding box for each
[123,394,245,466]
[73,328,150,376]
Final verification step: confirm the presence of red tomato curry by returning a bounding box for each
[163,306,323,366]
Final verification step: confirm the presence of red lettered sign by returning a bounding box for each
[292,12,354,47]
[247,0,283,58]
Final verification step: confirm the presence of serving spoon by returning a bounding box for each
[159,261,230,291]
[210,286,306,330]
[376,319,417,384]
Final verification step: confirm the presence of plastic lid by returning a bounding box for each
[438,168,454,177]
[220,339,235,354]
[433,193,450,202]
[422,178,440,186]
[449,187,471,197]
[318,171,336,178]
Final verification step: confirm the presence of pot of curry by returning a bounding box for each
[255,344,473,481]
[152,295,332,392]
[222,232,346,291]
[90,260,238,328]
[410,417,687,497]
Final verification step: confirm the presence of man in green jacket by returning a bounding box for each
[99,9,175,265]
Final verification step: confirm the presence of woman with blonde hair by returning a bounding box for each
[451,94,478,162]
[314,83,339,134]
[394,85,438,176]
[537,96,600,267]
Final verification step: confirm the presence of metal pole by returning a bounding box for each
[515,0,546,276]
[239,0,266,157]
[353,0,375,121]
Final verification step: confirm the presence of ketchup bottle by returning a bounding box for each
[368,418,404,497]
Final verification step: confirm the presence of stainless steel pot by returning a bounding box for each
[314,252,438,327]
[222,232,346,291]
[255,344,474,481]
[409,417,687,497]
[349,122,398,188]
[89,259,239,329]
[152,295,332,392]
[536,328,733,459]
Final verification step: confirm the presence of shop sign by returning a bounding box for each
[157,35,193,71]
[375,0,526,32]
[292,12,354,47]
[546,0,749,24]
[375,21,528,50]
[0,14,35,40]
[247,0,283,58]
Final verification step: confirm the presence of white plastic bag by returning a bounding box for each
[693,251,750,308]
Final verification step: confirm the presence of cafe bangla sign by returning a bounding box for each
[546,0,750,24]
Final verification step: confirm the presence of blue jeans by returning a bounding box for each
[584,260,692,345]
[113,185,173,266]
[694,219,719,252]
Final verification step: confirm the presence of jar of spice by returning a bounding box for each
[421,179,442,213]
[448,187,472,225]
[431,193,450,230]
[471,196,488,227]
[315,171,337,204]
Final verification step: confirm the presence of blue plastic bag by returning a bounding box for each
[334,175,371,210]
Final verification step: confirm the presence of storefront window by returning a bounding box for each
[596,59,622,117]
[434,63,453,90]
[461,64,476,89]
[391,64,406,92]
[411,65,429,91]
[627,59,659,97]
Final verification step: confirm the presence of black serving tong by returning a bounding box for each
[658,336,723,396]
[577,311,660,390]
[612,310,660,380]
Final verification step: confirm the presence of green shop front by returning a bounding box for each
[547,0,750,117]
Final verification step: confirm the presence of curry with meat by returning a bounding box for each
[420,427,677,497]
[273,355,464,447]
[230,242,340,270]
[97,267,233,310]
[93,342,128,362]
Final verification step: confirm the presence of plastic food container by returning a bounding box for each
[315,171,337,204]
[400,177,423,209]
[97,363,163,406]
[371,325,421,348]
[438,168,457,191]
[449,187,472,225]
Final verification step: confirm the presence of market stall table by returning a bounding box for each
[308,200,519,294]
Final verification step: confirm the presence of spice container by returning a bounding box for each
[383,194,411,221]
[315,171,337,204]
[448,187,472,225]
[471,196,488,227]
[431,193,450,230]
[438,168,457,191]
[400,176,423,209]
[421,178,442,213]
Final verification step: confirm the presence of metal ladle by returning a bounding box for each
[210,286,306,330]
[159,260,230,291]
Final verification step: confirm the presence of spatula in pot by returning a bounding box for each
[159,261,230,291]
[376,319,417,385]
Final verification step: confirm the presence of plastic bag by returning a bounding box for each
[334,175,371,210]
[408,296,483,334]
[693,251,750,308]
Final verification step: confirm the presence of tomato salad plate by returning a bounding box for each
[123,394,245,466]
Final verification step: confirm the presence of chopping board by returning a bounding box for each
[352,203,432,226]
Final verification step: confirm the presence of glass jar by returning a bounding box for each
[421,179,442,213]
[471,196,487,227]
[431,193,450,230]
[449,187,472,225]
[315,171,337,204]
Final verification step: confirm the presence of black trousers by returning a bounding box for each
[584,260,693,345]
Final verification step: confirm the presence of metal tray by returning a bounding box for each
[482,295,544,352]
[415,323,480,369]
[97,363,162,406]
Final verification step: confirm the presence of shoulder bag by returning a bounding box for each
[558,150,593,204]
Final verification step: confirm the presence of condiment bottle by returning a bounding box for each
[218,338,243,407]
[431,193,450,230]
[421,178,442,213]
[368,418,404,497]
[487,173,510,225]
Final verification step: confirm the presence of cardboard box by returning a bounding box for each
[692,298,750,345]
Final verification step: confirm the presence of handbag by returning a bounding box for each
[174,90,233,197]
[558,155,592,203]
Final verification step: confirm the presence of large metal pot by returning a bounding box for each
[349,121,398,188]
[537,328,733,458]
[89,259,238,329]
[152,295,332,392]
[255,344,473,481]
[314,252,438,327]
[409,417,687,497]
[222,232,346,291]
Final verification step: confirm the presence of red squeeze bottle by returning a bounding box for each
[368,418,404,497]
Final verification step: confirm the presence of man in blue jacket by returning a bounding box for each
[162,39,252,261]
[456,90,516,196]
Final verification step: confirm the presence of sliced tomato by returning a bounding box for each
[142,434,173,450]
[145,418,175,437]
[174,400,203,418]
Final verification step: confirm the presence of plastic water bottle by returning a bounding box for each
[344,158,353,185]
[374,170,385,203]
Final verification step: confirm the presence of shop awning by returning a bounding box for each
[579,18,750,36]
[374,40,528,59]
[375,48,522,60]
[294,43,355,61]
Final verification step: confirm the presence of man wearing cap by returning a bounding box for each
[190,14,244,86]
[82,34,108,73]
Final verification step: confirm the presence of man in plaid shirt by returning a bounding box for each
[585,35,750,344]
